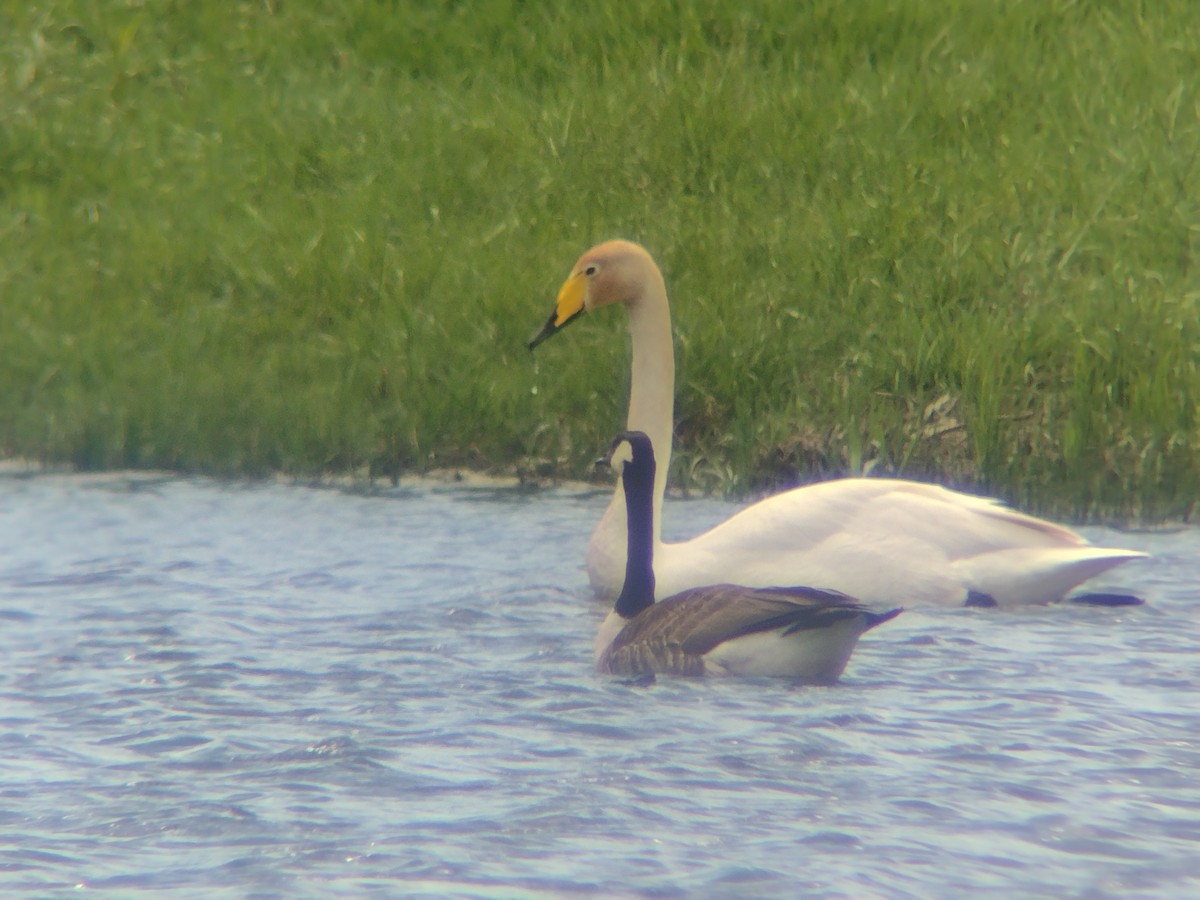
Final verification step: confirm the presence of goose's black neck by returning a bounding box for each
[614,431,656,619]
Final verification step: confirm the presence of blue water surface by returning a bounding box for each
[0,468,1196,896]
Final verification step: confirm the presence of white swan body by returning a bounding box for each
[588,475,1143,607]
[594,431,900,681]
[530,240,1145,609]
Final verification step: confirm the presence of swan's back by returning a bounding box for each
[590,478,1145,607]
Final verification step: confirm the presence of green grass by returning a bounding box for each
[2,0,1198,520]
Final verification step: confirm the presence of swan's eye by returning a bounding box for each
[584,265,598,276]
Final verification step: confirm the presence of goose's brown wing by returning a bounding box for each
[598,584,894,676]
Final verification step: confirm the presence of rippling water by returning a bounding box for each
[1,468,1197,896]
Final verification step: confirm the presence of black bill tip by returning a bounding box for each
[527,310,560,350]
[527,306,585,351]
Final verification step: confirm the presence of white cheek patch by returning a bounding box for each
[608,440,634,472]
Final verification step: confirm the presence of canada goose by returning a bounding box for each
[596,432,900,680]
[530,240,1146,609]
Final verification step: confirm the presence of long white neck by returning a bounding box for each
[587,264,674,599]
[626,268,675,517]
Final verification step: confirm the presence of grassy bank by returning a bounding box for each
[2,1,1198,520]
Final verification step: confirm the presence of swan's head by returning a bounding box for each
[528,240,656,350]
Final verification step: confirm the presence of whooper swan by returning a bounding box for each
[530,240,1146,609]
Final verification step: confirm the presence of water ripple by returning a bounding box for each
[0,473,1196,894]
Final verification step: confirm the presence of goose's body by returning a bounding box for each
[530,240,1146,609]
[595,432,900,681]
[595,583,899,681]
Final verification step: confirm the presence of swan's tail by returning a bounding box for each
[954,547,1147,607]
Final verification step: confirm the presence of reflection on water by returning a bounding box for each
[0,470,1197,894]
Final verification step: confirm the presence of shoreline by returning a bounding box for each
[1,457,1185,531]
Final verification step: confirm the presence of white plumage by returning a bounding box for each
[530,240,1145,609]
